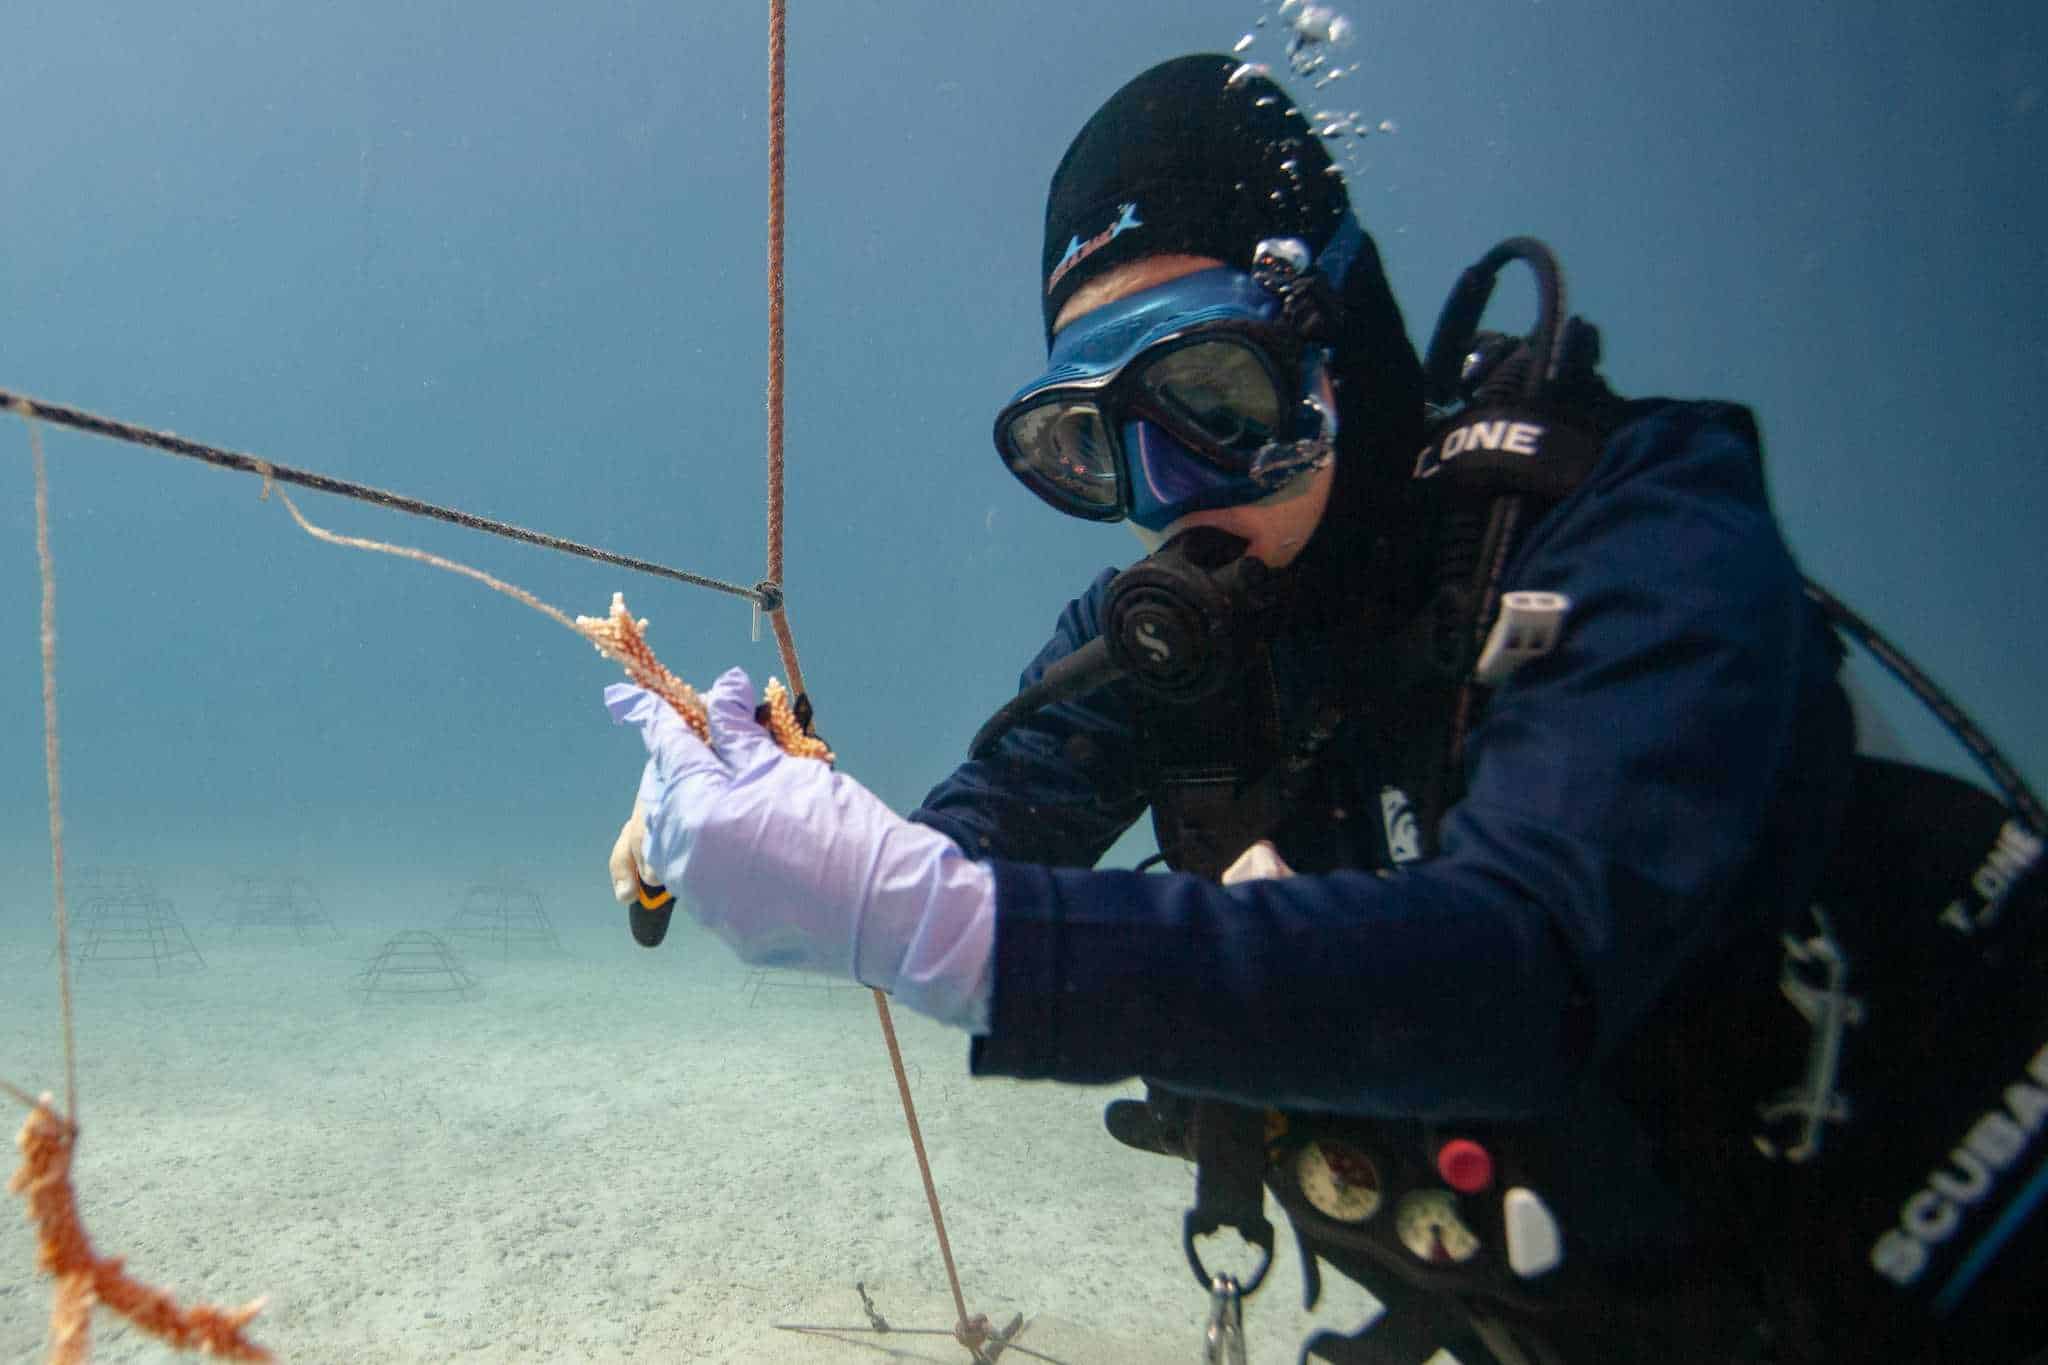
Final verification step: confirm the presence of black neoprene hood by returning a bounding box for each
[1042,54,1350,344]
[1041,54,1429,604]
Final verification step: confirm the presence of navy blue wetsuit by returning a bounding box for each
[912,400,1857,1123]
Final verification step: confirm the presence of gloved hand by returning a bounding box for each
[604,668,995,1032]
[607,800,653,903]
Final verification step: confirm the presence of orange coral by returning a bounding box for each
[575,592,711,743]
[760,676,833,763]
[575,592,831,763]
[9,1096,271,1363]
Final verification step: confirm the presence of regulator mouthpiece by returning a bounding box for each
[1101,526,1270,704]
[966,526,1280,759]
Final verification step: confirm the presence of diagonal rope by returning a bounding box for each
[0,387,765,606]
[756,3,985,1356]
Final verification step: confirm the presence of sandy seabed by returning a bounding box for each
[1,882,1378,1364]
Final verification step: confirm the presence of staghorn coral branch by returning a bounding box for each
[10,1096,271,1363]
[759,676,832,763]
[574,592,832,763]
[573,593,712,742]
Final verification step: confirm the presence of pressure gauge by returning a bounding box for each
[1294,1139,1382,1223]
[1395,1189,1481,1265]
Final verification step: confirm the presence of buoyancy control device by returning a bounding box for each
[965,234,2047,1363]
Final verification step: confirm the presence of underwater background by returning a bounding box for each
[1,2,2043,1361]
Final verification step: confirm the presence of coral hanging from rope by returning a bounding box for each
[758,676,832,763]
[9,1095,271,1363]
[574,592,832,763]
[246,481,831,764]
[573,593,713,741]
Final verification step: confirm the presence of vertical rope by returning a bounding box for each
[25,413,79,1124]
[875,990,980,1347]
[765,1,785,586]
[763,0,807,700]
[758,5,979,1353]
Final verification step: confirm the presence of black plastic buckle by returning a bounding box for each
[1184,1207,1275,1299]
[1183,1100,1276,1297]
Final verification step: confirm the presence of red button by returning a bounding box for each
[1437,1138,1494,1194]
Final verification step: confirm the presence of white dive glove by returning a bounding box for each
[608,800,653,904]
[604,668,994,1033]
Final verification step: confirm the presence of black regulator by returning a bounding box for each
[968,525,1284,760]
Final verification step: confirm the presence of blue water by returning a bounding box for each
[2,1,2042,879]
[0,1,2041,1354]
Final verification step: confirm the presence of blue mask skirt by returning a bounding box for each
[1127,418,1271,531]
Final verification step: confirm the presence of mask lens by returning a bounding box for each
[1001,399,1122,515]
[1138,339,1287,465]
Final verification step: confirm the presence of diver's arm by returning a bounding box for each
[968,403,1855,1114]
[610,671,999,1031]
[910,567,1150,868]
[602,573,1148,1036]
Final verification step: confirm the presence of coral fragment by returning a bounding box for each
[10,1096,272,1362]
[576,593,831,763]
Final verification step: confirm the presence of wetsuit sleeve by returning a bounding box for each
[969,403,1853,1116]
[909,569,1150,869]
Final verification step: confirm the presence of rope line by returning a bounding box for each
[874,991,986,1354]
[26,414,79,1126]
[0,387,763,606]
[766,1,787,600]
[756,4,980,1354]
[763,1,806,701]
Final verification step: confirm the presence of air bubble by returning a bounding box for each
[1233,33,1256,54]
[1293,6,1352,45]
[1283,3,1356,76]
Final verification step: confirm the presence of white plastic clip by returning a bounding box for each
[1474,591,1571,686]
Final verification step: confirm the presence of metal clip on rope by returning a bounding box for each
[1203,1275,1249,1365]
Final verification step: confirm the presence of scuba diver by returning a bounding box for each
[604,55,2047,1364]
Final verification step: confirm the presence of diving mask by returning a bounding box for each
[994,263,1338,531]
